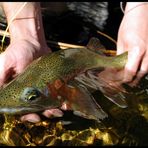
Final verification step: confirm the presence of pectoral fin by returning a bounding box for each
[58,81,108,122]
[75,69,128,108]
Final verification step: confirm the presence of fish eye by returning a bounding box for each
[20,87,41,102]
[27,93,40,101]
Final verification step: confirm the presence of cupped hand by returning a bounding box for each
[117,3,148,85]
[0,39,64,123]
[0,39,49,86]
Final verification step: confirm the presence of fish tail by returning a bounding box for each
[110,52,128,69]
[86,37,127,69]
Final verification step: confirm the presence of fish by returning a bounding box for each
[0,38,128,122]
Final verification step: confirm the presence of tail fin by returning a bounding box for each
[75,68,128,108]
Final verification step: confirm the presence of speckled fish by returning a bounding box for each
[0,38,128,122]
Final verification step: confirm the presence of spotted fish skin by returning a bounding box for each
[0,40,128,121]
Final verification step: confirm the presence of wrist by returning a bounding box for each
[125,2,148,14]
[9,17,41,43]
[3,2,48,49]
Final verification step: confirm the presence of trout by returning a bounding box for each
[0,38,128,122]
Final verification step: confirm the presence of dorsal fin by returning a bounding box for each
[86,37,106,55]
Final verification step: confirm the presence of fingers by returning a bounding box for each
[123,46,145,83]
[118,44,148,86]
[130,51,148,86]
[0,53,6,86]
[0,51,17,87]
[139,50,148,75]
[117,33,148,85]
[20,109,63,123]
[42,109,63,118]
[0,53,12,87]
[129,70,146,87]
[20,113,41,123]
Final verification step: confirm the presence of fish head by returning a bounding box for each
[0,85,61,115]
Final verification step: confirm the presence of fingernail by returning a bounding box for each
[45,109,64,118]
[53,110,64,117]
[21,116,40,123]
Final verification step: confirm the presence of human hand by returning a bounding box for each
[0,39,64,123]
[0,39,51,86]
[117,2,148,85]
[0,2,65,123]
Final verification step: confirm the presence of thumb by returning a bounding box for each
[0,53,15,87]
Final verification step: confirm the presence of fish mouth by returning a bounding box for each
[0,104,58,115]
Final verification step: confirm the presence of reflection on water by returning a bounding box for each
[0,75,148,146]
